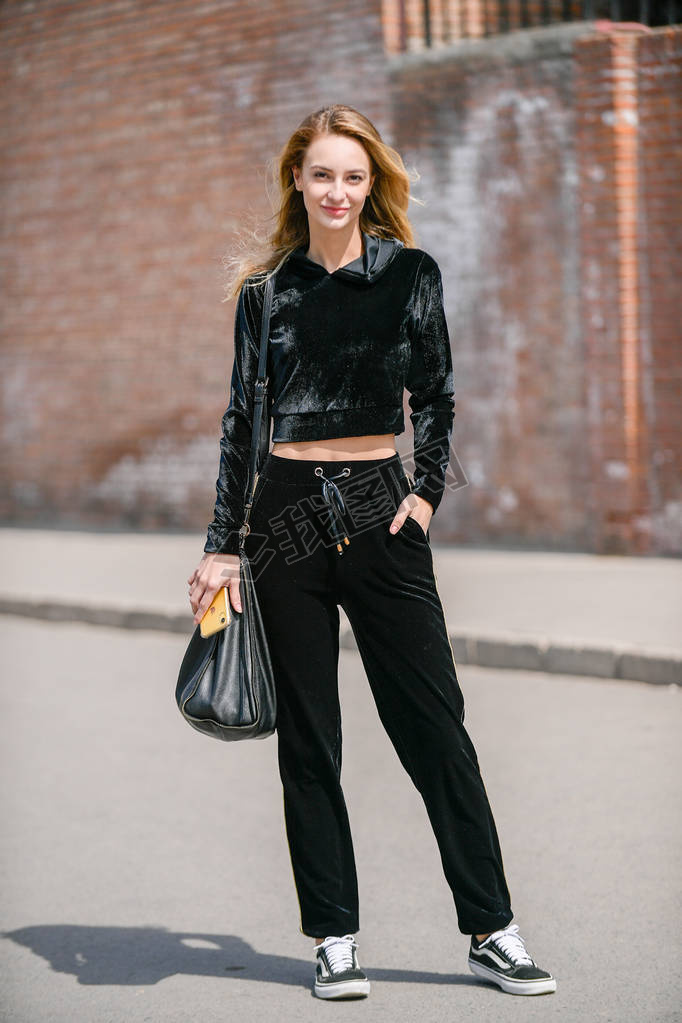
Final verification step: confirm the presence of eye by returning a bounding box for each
[313,171,328,178]
[348,175,363,183]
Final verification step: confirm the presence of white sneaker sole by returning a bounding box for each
[313,978,370,1000]
[469,959,557,995]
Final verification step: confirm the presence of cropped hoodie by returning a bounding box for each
[204,232,455,555]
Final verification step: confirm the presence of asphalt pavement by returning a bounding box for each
[0,527,680,685]
[0,616,680,1022]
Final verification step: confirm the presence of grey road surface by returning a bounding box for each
[1,617,680,1023]
[2,529,681,685]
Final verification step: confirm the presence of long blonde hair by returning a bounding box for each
[222,104,421,299]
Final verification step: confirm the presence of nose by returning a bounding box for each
[327,180,347,203]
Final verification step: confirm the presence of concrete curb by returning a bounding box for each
[2,596,680,687]
[446,632,682,687]
[0,598,192,634]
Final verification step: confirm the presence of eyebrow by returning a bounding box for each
[309,165,368,174]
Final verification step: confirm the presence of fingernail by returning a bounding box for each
[390,524,397,533]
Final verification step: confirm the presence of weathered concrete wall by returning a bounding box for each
[390,26,590,550]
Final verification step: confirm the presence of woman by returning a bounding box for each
[187,105,556,1001]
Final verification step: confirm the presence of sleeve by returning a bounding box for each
[203,280,265,556]
[405,254,456,516]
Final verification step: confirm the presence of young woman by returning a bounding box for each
[187,104,556,1001]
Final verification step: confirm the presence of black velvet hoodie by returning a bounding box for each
[204,232,455,555]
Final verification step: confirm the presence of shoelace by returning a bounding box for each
[486,924,535,966]
[318,933,357,973]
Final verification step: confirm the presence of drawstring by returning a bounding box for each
[315,465,351,554]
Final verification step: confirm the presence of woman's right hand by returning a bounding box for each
[187,552,242,625]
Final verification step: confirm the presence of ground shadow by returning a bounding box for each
[3,924,476,989]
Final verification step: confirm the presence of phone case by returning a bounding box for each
[200,586,232,638]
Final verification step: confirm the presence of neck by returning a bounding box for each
[306,223,364,273]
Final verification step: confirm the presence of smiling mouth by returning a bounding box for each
[323,206,349,212]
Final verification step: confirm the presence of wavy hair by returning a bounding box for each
[222,104,421,299]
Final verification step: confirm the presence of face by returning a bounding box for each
[292,133,375,236]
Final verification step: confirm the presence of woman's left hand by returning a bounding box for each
[389,493,433,537]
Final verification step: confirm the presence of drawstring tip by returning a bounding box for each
[336,535,350,554]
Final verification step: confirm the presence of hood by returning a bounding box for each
[287,231,403,284]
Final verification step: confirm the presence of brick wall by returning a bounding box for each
[389,23,682,553]
[0,0,389,531]
[1,4,680,554]
[574,27,682,552]
[381,0,586,52]
[390,26,592,551]
[635,30,682,553]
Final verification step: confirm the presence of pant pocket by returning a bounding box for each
[391,473,430,543]
[400,513,430,543]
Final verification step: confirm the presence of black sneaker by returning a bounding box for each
[313,933,371,1000]
[468,923,557,995]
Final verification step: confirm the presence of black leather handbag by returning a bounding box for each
[175,273,277,741]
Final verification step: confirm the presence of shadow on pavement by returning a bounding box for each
[3,925,476,989]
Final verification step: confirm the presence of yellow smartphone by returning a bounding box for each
[200,586,232,638]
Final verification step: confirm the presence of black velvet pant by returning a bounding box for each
[243,451,513,939]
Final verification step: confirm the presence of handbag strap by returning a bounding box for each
[239,271,276,545]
